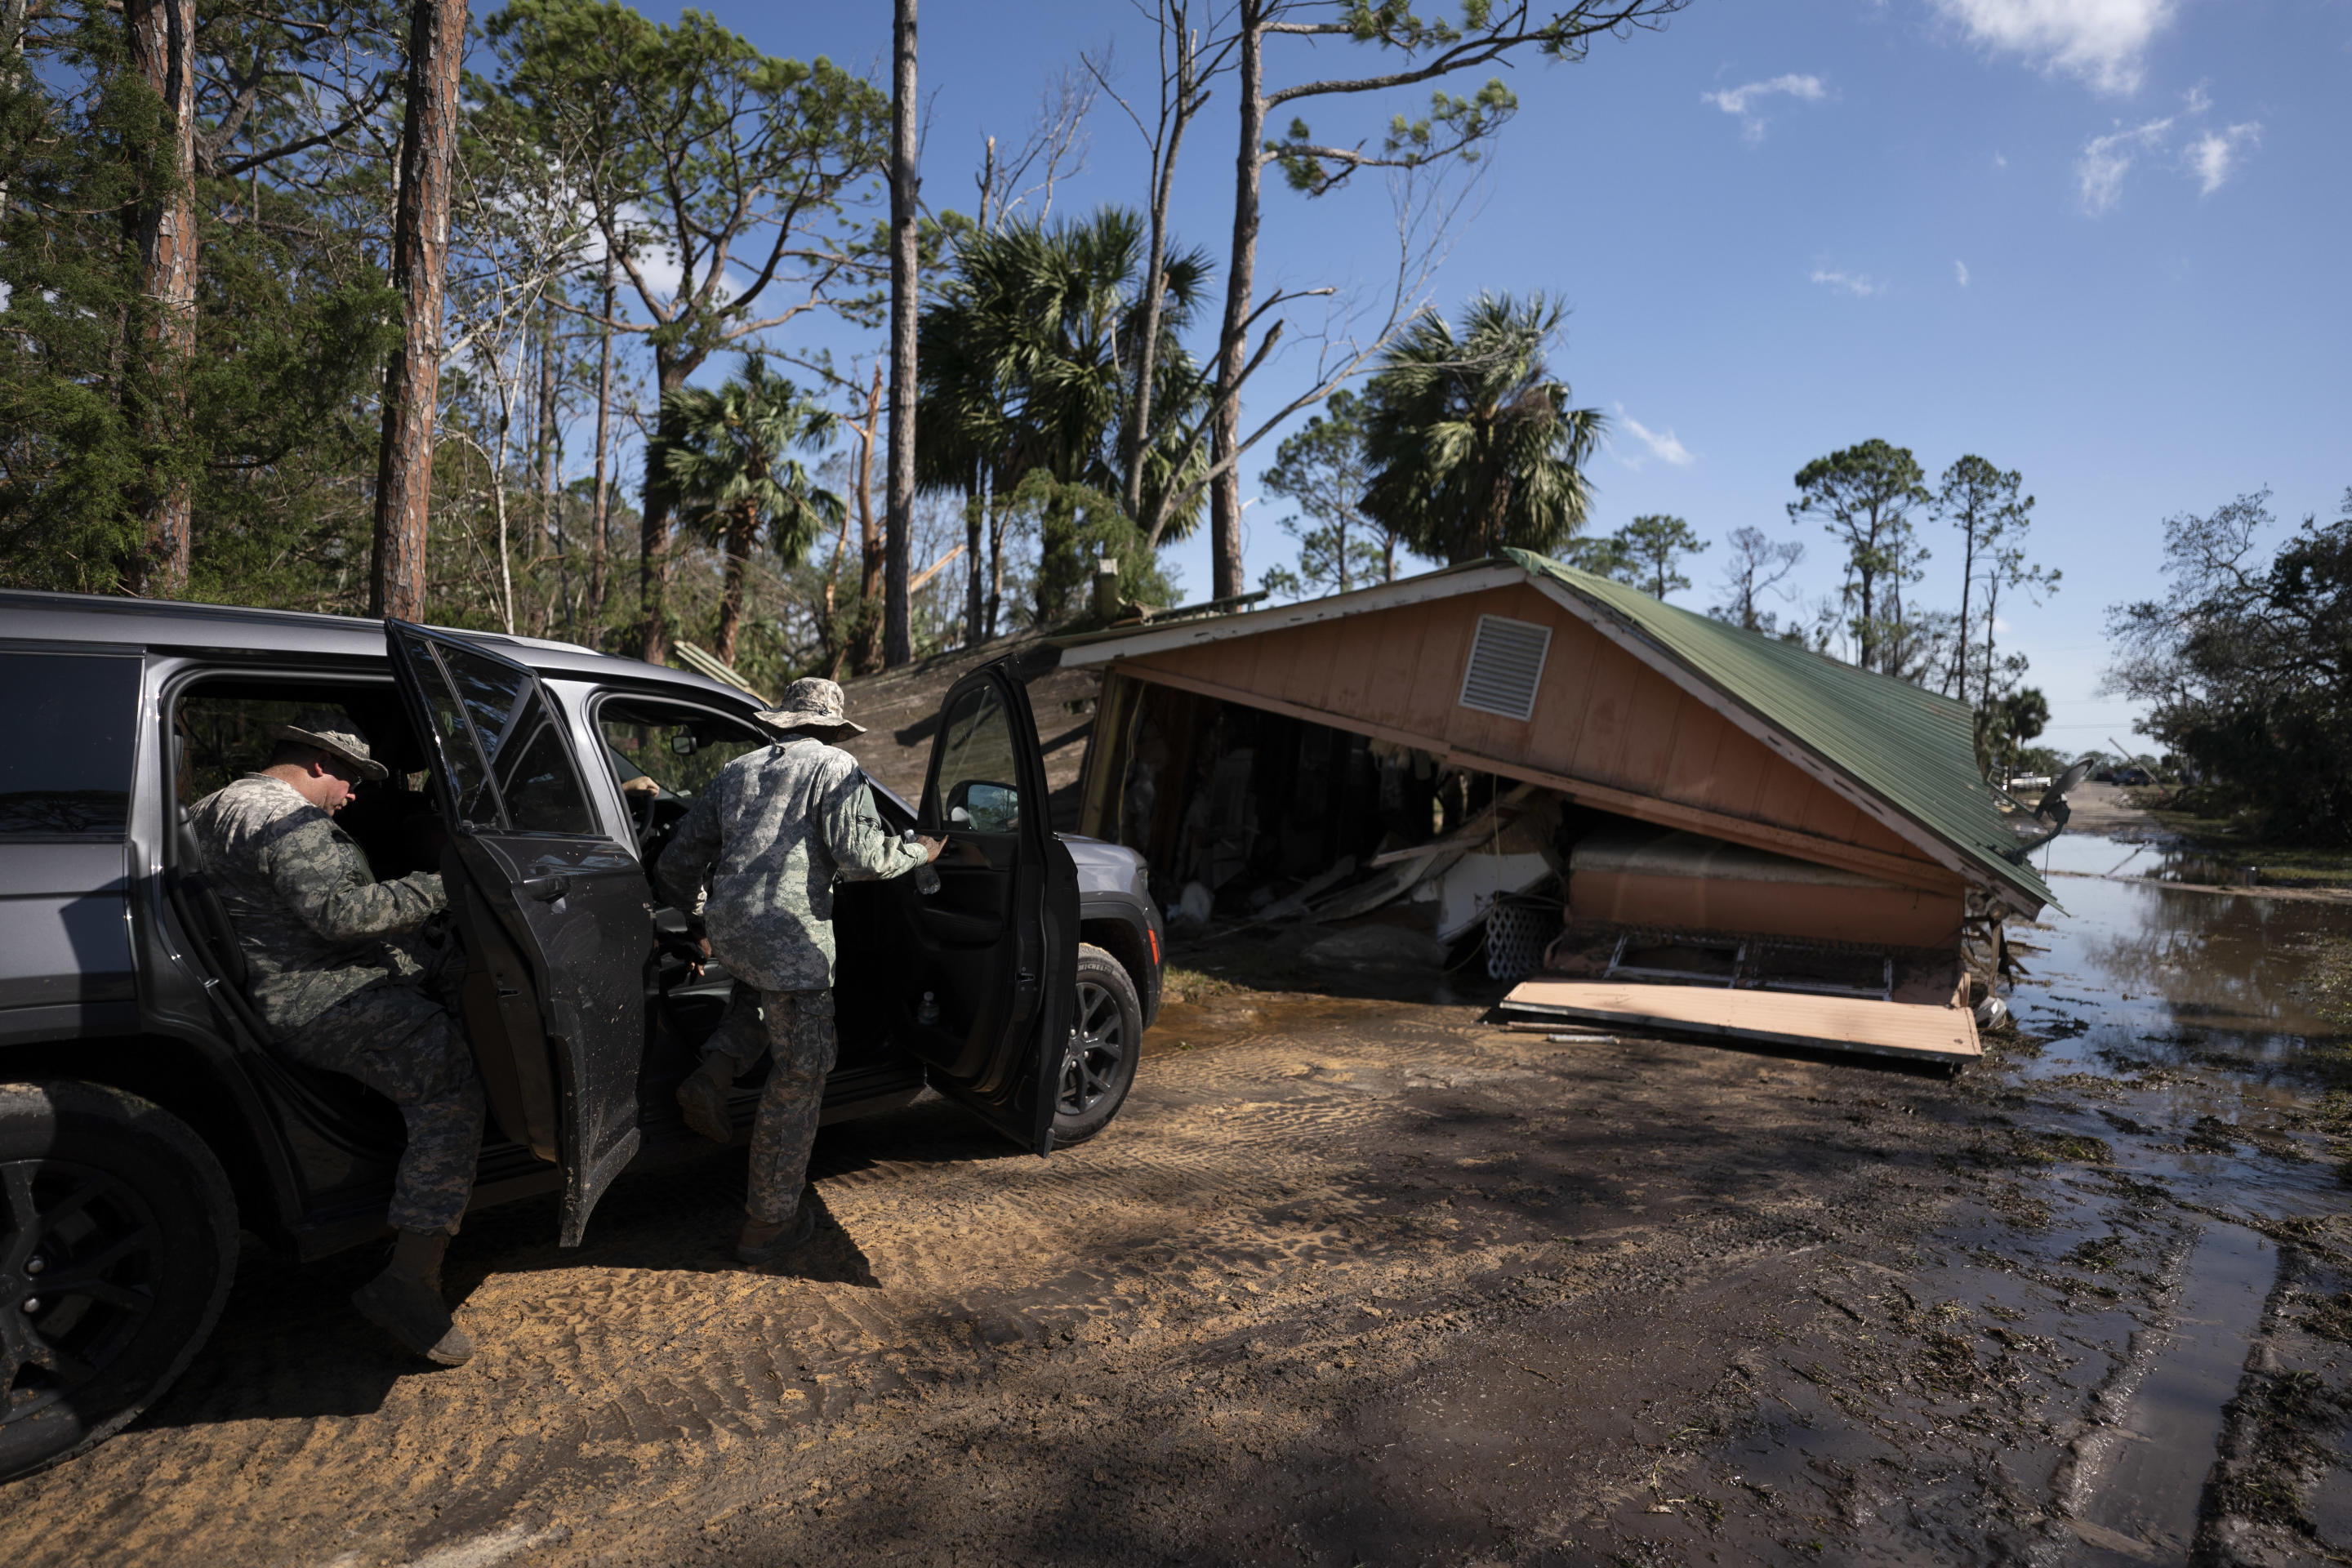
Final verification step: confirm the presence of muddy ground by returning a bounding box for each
[5,830,2350,1567]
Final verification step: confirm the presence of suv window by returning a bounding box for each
[597,700,768,798]
[0,653,140,839]
[412,639,596,835]
[932,683,1022,834]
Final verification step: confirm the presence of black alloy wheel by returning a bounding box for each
[1054,944,1143,1146]
[2,1161,162,1423]
[0,1083,237,1481]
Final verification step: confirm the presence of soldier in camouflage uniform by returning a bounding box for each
[188,710,485,1365]
[655,678,940,1264]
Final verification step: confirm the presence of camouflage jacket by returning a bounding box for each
[188,774,446,1031]
[654,737,927,991]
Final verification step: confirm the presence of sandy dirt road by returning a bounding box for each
[5,910,2348,1565]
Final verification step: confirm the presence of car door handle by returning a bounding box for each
[520,874,571,903]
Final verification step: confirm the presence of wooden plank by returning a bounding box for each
[1498,978,1981,1067]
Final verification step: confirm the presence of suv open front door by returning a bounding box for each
[385,621,653,1245]
[893,663,1077,1155]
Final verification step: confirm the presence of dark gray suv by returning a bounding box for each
[0,591,1162,1479]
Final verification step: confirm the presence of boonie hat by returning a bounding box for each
[270,709,390,782]
[754,677,866,739]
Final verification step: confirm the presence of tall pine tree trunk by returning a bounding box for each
[537,297,563,630]
[637,351,687,664]
[849,368,884,674]
[125,0,197,598]
[963,484,984,647]
[1206,2,1264,602]
[882,0,918,666]
[588,256,614,629]
[370,0,467,623]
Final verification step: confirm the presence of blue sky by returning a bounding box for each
[621,0,2351,752]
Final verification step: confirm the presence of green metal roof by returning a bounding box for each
[1506,548,2053,911]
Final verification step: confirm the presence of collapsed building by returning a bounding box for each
[1055,550,2055,1067]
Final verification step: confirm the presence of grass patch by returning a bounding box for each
[1160,964,1242,1004]
[2136,791,2352,889]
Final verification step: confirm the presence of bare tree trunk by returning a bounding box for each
[125,0,198,598]
[882,0,918,666]
[1206,2,1264,602]
[1119,10,1199,521]
[589,256,614,629]
[537,296,559,500]
[369,0,467,623]
[849,368,884,674]
[537,297,564,628]
[0,0,27,218]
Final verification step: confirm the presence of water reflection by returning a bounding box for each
[2009,831,2345,1221]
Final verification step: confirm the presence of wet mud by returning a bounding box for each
[3,831,2348,1566]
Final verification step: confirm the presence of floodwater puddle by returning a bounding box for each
[2069,1222,2277,1563]
[2005,831,2348,1561]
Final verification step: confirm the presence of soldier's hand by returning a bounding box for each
[689,934,710,978]
[915,834,946,863]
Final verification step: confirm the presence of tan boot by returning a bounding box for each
[736,1204,817,1267]
[352,1229,474,1365]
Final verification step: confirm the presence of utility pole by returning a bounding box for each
[882,0,917,666]
[369,0,468,623]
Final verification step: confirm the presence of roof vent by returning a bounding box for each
[1457,614,1551,721]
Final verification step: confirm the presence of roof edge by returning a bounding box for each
[1054,560,1524,665]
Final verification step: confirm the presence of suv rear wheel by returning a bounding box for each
[0,1081,238,1481]
[1054,944,1143,1146]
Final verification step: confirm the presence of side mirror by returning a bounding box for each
[669,733,698,756]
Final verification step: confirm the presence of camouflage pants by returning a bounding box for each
[279,982,486,1236]
[703,986,836,1226]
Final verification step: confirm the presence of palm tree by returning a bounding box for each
[916,207,1212,634]
[1358,293,1606,566]
[659,357,843,666]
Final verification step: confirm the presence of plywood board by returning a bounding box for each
[1499,978,1981,1067]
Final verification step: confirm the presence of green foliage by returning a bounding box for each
[1258,390,1417,599]
[0,5,399,604]
[1788,438,1933,676]
[999,470,1179,628]
[2110,488,2352,844]
[1608,514,1708,599]
[916,207,1211,626]
[659,358,842,565]
[1358,292,1604,565]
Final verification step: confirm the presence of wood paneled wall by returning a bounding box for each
[1112,582,1960,893]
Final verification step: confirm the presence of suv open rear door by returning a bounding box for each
[385,621,652,1245]
[892,662,1077,1155]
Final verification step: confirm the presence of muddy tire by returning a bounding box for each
[1055,945,1142,1147]
[0,1080,238,1482]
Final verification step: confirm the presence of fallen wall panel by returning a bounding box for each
[1499,978,1981,1067]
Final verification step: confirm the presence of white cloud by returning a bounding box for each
[1993,150,2009,168]
[2076,116,2170,214]
[2185,122,2261,195]
[1932,0,2176,95]
[1954,259,1971,286]
[1701,74,1827,141]
[2181,83,2212,114]
[1809,268,1885,297]
[1613,406,1697,469]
